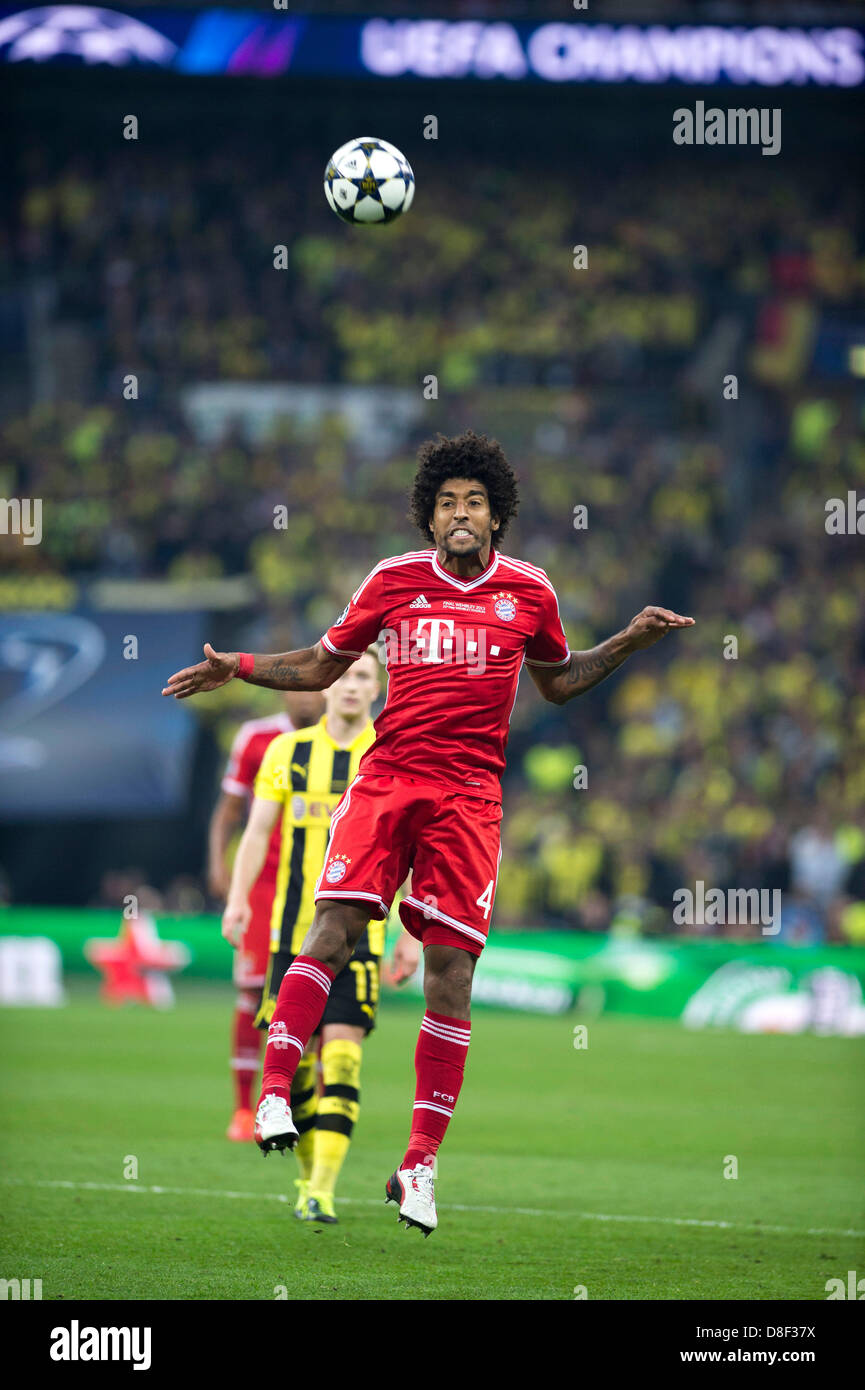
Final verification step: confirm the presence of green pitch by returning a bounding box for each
[1,983,863,1301]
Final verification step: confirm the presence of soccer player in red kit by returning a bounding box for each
[208,691,324,1140]
[164,430,694,1235]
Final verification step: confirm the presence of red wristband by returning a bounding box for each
[236,652,254,679]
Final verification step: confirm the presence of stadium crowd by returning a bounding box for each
[4,140,864,941]
[10,141,861,395]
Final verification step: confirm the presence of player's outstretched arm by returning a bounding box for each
[162,640,351,699]
[529,606,694,705]
[221,795,281,946]
[207,791,246,898]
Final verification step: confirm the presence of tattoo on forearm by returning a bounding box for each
[563,643,628,695]
[245,655,305,690]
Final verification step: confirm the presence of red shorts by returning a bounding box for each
[233,874,273,988]
[314,773,503,957]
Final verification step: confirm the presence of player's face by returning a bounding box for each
[283,690,325,727]
[430,477,499,558]
[326,653,381,720]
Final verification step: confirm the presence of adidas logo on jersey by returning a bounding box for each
[409,594,432,608]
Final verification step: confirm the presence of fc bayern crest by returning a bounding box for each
[325,856,348,883]
[493,591,517,621]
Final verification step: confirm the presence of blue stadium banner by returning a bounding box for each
[0,7,862,86]
[0,609,204,818]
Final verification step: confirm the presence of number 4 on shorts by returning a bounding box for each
[476,880,494,919]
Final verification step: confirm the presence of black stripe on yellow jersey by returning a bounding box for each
[253,714,379,958]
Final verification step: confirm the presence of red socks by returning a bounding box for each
[402,1011,471,1171]
[231,991,261,1111]
[259,956,334,1104]
[257,969,471,1177]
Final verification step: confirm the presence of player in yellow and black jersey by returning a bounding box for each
[222,646,417,1224]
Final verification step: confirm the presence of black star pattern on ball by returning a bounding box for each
[350,169,384,202]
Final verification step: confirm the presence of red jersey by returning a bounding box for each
[222,712,295,882]
[321,548,570,803]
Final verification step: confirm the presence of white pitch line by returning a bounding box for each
[2,1177,862,1239]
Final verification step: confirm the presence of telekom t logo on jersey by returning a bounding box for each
[416,618,470,663]
[379,619,499,674]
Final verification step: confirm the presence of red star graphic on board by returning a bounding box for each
[85,913,189,1008]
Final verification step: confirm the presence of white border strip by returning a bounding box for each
[431,549,500,592]
[321,633,364,659]
[524,653,570,669]
[403,894,487,946]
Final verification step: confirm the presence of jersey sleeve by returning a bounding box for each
[221,725,258,797]
[524,579,570,668]
[254,733,294,804]
[321,565,387,660]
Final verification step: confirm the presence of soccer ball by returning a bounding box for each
[324,137,415,226]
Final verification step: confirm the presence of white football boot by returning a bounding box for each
[385,1163,437,1236]
[254,1093,299,1155]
